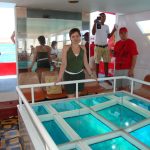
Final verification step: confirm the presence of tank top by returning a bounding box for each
[37,51,50,68]
[66,47,84,73]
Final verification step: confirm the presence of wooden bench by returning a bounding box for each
[18,71,112,102]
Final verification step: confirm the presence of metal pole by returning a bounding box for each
[113,79,116,93]
[76,83,79,98]
[31,87,34,104]
[131,80,134,95]
[19,96,22,109]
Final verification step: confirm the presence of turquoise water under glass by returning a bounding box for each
[130,98,150,111]
[114,92,129,97]
[42,120,69,145]
[97,104,145,128]
[65,114,112,138]
[51,101,81,112]
[32,105,49,115]
[90,136,139,150]
[80,96,109,107]
[131,124,150,147]
[31,92,150,148]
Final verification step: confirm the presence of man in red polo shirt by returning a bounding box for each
[114,27,138,90]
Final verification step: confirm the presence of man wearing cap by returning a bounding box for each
[114,27,138,90]
[92,13,117,81]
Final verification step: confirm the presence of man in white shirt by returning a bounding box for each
[51,41,58,59]
[92,13,117,82]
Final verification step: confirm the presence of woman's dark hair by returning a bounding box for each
[51,41,57,47]
[38,35,46,45]
[69,28,81,38]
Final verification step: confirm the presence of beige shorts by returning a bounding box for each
[94,46,111,64]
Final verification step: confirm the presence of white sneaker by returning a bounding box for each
[100,82,113,89]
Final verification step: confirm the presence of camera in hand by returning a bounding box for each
[96,16,101,29]
[97,22,101,29]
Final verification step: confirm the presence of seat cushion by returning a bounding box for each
[45,75,62,94]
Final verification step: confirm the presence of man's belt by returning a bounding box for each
[96,44,108,48]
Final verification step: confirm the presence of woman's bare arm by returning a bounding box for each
[82,45,93,76]
[57,45,69,82]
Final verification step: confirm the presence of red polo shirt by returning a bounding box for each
[114,38,138,70]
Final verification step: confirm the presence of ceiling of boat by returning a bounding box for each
[1,0,150,14]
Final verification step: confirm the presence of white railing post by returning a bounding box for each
[45,143,49,150]
[113,79,116,93]
[76,82,79,98]
[131,79,134,95]
[31,87,34,104]
[19,96,22,109]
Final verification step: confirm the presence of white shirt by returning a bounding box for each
[51,48,58,55]
[95,24,109,45]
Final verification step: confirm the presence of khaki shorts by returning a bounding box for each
[94,46,111,63]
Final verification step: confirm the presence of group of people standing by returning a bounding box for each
[29,12,138,97]
[91,12,138,90]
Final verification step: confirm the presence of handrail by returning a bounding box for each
[16,75,150,150]
[18,76,127,89]
[126,76,150,86]
[18,76,150,89]
[16,87,59,150]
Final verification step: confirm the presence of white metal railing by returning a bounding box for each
[18,76,150,102]
[16,76,150,150]
[125,76,150,93]
[16,87,59,150]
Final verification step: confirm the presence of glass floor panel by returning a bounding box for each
[80,96,109,107]
[131,124,150,148]
[51,101,81,112]
[130,98,150,111]
[42,120,69,145]
[65,114,112,138]
[97,104,145,128]
[90,136,139,150]
[32,105,49,115]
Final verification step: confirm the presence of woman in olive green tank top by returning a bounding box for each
[57,28,95,98]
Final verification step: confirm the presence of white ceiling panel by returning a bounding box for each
[1,0,150,14]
